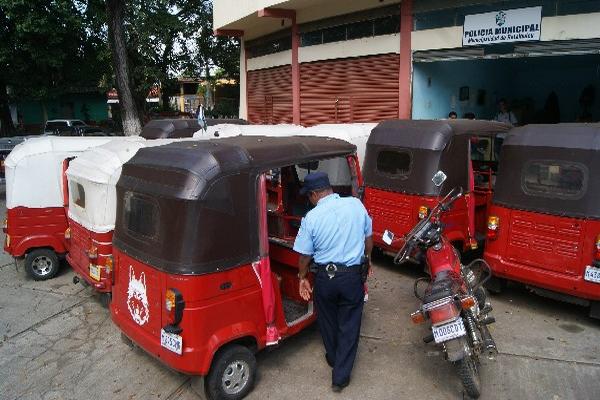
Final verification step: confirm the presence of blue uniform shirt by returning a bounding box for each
[293,193,372,266]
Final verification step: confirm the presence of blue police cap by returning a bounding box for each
[300,171,331,195]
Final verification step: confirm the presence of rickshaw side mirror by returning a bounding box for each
[432,170,447,187]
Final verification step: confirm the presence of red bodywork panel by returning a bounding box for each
[110,244,316,375]
[4,207,69,257]
[66,218,113,293]
[484,204,600,301]
[364,188,472,252]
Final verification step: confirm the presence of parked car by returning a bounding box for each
[44,119,88,135]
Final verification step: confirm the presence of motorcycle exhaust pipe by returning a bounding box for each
[479,324,498,360]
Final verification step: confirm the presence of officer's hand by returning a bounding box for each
[299,278,312,301]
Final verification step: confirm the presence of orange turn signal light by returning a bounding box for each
[87,245,98,260]
[460,296,476,309]
[410,310,426,324]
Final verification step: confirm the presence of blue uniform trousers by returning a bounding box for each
[314,268,364,385]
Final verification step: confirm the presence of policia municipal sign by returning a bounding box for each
[463,6,542,46]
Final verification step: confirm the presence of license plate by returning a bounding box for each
[584,265,600,283]
[160,329,183,355]
[432,318,467,344]
[89,264,101,281]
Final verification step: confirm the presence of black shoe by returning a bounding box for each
[325,353,334,368]
[331,381,349,393]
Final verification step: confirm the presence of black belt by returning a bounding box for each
[312,262,361,279]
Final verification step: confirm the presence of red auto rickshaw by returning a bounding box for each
[4,136,112,280]
[362,119,510,256]
[110,136,361,399]
[484,124,600,318]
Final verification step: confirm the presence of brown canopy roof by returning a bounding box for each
[367,119,511,150]
[113,136,357,275]
[504,123,600,150]
[494,123,600,219]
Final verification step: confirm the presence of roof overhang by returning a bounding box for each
[213,0,400,41]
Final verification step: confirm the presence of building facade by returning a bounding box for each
[214,0,600,125]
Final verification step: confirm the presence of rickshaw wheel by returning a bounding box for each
[205,344,256,400]
[25,249,60,281]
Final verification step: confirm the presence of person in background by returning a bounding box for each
[494,98,518,126]
[464,112,476,120]
[195,103,207,132]
[448,111,458,119]
[294,172,372,393]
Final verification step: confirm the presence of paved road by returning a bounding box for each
[0,193,599,400]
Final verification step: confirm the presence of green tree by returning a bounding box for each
[0,0,108,136]
[183,0,239,109]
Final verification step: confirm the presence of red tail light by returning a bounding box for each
[424,298,460,326]
[594,234,600,261]
[487,216,500,240]
[164,288,185,333]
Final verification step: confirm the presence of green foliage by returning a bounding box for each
[0,0,240,120]
[0,0,110,100]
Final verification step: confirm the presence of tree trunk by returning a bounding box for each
[106,0,142,136]
[0,81,15,137]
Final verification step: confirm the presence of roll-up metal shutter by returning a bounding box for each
[300,53,400,126]
[247,65,293,124]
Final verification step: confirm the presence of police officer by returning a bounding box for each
[293,171,372,393]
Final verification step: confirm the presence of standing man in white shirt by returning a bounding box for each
[494,98,518,126]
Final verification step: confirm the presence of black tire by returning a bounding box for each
[24,249,60,281]
[120,332,134,348]
[205,344,257,400]
[100,292,112,308]
[458,356,481,399]
[484,276,506,294]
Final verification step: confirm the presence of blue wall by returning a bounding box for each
[413,54,600,123]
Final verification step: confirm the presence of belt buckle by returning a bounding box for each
[325,263,337,279]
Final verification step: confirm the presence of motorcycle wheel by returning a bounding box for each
[458,356,481,399]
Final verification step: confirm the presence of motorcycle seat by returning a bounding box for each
[422,271,461,304]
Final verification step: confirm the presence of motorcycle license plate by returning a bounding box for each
[89,264,101,281]
[584,265,600,284]
[432,318,467,344]
[160,329,183,355]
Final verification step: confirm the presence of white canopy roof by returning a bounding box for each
[65,137,185,233]
[5,136,114,209]
[301,123,376,165]
[197,123,305,139]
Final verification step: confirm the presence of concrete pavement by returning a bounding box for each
[0,194,599,400]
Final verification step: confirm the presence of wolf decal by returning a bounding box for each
[127,266,150,326]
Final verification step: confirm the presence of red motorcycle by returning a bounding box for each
[391,172,497,399]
